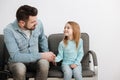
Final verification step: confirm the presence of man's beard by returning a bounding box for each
[30,25,36,30]
[24,25,36,30]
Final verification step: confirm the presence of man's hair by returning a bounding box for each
[16,5,38,22]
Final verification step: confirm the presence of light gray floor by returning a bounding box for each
[8,77,97,80]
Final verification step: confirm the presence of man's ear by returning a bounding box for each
[18,20,25,27]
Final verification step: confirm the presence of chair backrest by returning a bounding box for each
[0,35,9,71]
[0,35,4,70]
[48,33,90,70]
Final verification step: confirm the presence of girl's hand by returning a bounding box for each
[52,61,57,66]
[70,64,77,69]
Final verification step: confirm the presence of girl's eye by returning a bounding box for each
[64,26,70,29]
[67,27,70,29]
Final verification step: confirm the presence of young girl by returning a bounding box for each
[55,21,84,80]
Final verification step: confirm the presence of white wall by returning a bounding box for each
[0,0,120,80]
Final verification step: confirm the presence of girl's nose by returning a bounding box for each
[64,28,67,30]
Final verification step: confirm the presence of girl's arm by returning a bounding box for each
[74,39,84,65]
[55,42,64,62]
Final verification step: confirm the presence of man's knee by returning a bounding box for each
[37,59,49,71]
[9,63,26,75]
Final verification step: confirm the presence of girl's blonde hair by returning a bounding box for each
[63,21,81,48]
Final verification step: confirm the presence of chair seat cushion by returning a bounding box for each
[82,69,95,77]
[48,66,95,78]
[3,65,95,78]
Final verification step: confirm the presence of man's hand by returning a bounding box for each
[41,52,56,62]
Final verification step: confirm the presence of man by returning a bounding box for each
[4,5,55,80]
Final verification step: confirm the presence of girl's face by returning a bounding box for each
[64,23,73,37]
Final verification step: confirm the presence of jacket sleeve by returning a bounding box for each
[38,20,49,52]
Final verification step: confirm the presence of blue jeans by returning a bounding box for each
[62,64,82,80]
[8,59,49,80]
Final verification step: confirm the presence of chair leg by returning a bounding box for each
[26,77,29,80]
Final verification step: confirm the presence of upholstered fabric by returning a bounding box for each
[0,35,4,70]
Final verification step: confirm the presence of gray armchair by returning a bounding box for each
[48,33,98,80]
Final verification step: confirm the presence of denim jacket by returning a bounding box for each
[4,20,49,63]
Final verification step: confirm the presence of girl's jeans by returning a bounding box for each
[62,64,82,80]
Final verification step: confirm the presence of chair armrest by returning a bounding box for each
[88,50,98,76]
[88,50,98,66]
[0,68,10,79]
[1,62,11,78]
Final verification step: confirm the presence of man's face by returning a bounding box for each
[24,16,37,30]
